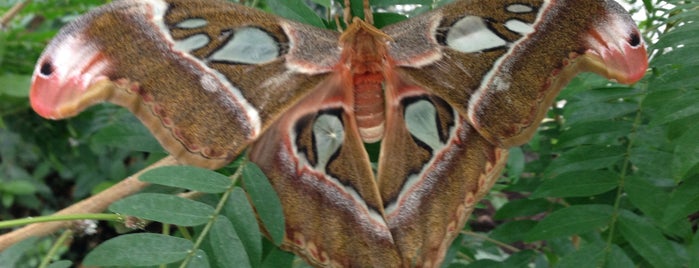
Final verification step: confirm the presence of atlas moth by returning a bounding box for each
[29,0,647,266]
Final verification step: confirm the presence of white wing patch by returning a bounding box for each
[506,3,535,13]
[446,16,507,53]
[505,19,534,35]
[210,27,279,64]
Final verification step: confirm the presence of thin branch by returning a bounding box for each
[0,0,31,30]
[0,156,179,251]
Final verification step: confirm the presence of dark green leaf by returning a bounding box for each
[110,193,215,226]
[556,243,606,268]
[604,245,634,268]
[544,145,624,178]
[526,205,613,241]
[223,187,263,266]
[625,175,670,222]
[140,166,232,193]
[267,0,325,27]
[261,247,296,268]
[618,210,683,268]
[242,163,285,245]
[493,199,554,220]
[209,216,251,268]
[83,233,192,266]
[662,175,699,227]
[489,220,538,243]
[557,120,632,148]
[672,124,699,179]
[531,170,618,198]
[690,231,699,268]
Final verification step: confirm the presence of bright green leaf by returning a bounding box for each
[109,193,215,226]
[526,205,613,241]
[0,180,37,195]
[140,166,232,193]
[0,73,31,97]
[242,163,285,246]
[83,233,192,266]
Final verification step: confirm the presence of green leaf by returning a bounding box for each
[261,247,296,268]
[662,175,699,228]
[493,199,554,220]
[83,233,193,266]
[673,124,699,179]
[0,180,37,195]
[557,120,632,149]
[0,73,31,97]
[544,145,624,178]
[531,170,618,198]
[625,175,671,222]
[0,237,38,267]
[605,244,635,268]
[266,0,325,28]
[47,260,72,268]
[489,220,538,244]
[110,193,215,226]
[140,166,232,193]
[506,147,525,178]
[556,242,606,268]
[371,0,432,5]
[617,210,683,268]
[526,205,614,241]
[223,187,263,266]
[91,119,163,153]
[373,12,408,28]
[185,249,210,268]
[242,163,285,245]
[209,216,251,268]
[690,230,699,268]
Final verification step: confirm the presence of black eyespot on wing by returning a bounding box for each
[40,61,54,76]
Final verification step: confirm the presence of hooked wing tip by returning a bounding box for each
[583,8,649,85]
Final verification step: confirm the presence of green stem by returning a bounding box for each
[38,229,73,268]
[0,213,122,229]
[604,89,646,262]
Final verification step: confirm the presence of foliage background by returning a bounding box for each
[0,0,697,267]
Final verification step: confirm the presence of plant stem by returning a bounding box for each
[38,229,73,268]
[0,213,122,229]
